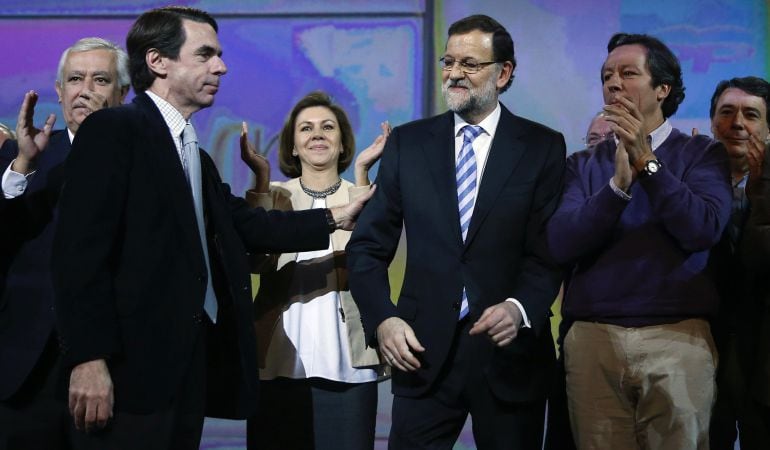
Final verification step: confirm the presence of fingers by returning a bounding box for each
[69,360,113,433]
[380,120,392,136]
[17,90,36,132]
[43,113,56,137]
[80,90,108,111]
[469,303,521,347]
[691,127,699,137]
[241,121,248,137]
[377,317,423,371]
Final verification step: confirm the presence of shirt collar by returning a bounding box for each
[67,128,75,144]
[453,102,501,138]
[145,90,187,139]
[612,119,673,152]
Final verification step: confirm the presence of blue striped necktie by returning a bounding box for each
[456,124,482,319]
[182,122,218,323]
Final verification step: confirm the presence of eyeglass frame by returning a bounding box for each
[582,131,615,146]
[439,57,500,74]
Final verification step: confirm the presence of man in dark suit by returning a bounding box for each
[0,37,130,449]
[708,76,770,450]
[347,14,565,449]
[51,7,371,449]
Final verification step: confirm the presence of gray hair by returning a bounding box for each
[56,37,130,89]
[0,122,15,139]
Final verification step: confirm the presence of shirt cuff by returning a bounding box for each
[505,298,531,328]
[609,177,632,201]
[2,160,34,199]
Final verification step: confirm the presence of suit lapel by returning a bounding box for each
[464,106,526,247]
[423,112,463,245]
[134,94,205,266]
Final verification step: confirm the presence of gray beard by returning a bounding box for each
[442,77,498,119]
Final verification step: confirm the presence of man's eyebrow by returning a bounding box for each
[195,45,222,56]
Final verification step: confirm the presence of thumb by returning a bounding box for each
[404,327,425,352]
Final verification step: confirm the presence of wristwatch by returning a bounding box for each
[640,159,662,177]
[324,208,338,233]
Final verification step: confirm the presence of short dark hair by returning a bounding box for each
[278,91,356,178]
[709,76,770,127]
[127,6,218,92]
[605,33,685,118]
[448,14,515,93]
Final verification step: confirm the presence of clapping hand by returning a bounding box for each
[240,121,271,193]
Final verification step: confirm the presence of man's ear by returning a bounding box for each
[496,61,514,90]
[145,48,167,77]
[54,81,62,103]
[118,85,130,103]
[657,83,671,102]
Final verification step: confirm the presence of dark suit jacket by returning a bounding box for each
[347,105,565,402]
[51,93,329,418]
[739,147,770,407]
[0,131,69,400]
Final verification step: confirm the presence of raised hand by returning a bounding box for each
[13,90,56,175]
[612,141,635,192]
[354,121,391,186]
[603,96,654,169]
[240,121,270,193]
[746,133,768,195]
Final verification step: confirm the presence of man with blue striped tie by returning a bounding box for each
[348,14,566,449]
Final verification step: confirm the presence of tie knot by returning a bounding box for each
[462,125,482,142]
[182,122,198,147]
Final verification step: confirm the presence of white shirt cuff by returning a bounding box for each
[609,177,632,201]
[505,298,531,328]
[2,160,34,199]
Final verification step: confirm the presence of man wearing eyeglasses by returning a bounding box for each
[348,14,565,448]
[584,112,613,148]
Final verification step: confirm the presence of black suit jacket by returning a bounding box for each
[52,93,329,417]
[0,131,69,400]
[739,148,770,407]
[347,106,565,401]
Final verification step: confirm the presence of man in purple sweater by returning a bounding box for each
[546,33,731,450]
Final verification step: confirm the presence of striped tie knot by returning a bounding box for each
[463,124,482,142]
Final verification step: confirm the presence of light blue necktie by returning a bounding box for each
[456,125,482,319]
[182,122,218,323]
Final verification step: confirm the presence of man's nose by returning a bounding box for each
[731,112,745,129]
[605,73,621,91]
[213,56,227,75]
[448,63,466,80]
[81,78,95,94]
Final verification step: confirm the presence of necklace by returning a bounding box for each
[299,177,342,199]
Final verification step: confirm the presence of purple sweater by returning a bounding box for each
[547,129,731,326]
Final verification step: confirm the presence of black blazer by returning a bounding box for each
[347,106,565,402]
[0,131,69,400]
[739,149,770,407]
[52,93,329,417]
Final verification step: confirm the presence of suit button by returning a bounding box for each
[452,301,460,311]
[243,285,249,291]
[197,276,204,283]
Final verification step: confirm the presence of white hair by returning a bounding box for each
[56,37,130,89]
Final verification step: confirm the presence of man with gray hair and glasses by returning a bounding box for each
[0,37,129,449]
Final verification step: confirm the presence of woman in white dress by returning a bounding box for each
[241,91,389,450]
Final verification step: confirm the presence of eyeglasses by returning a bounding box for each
[439,57,498,74]
[583,132,615,147]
